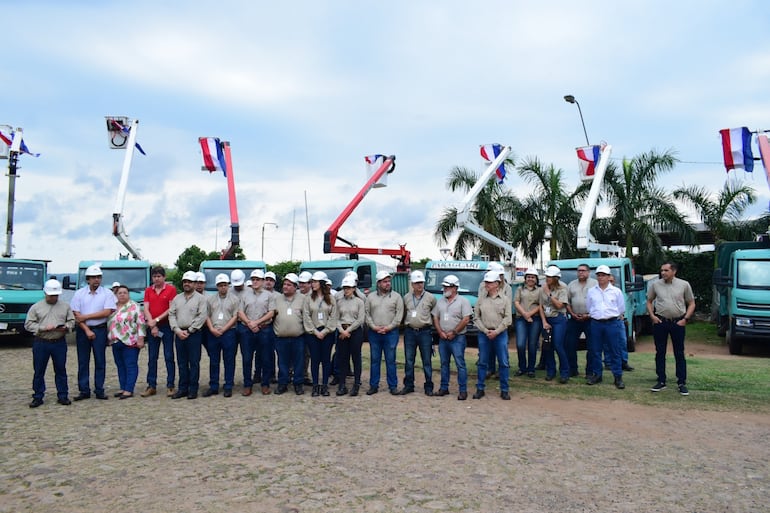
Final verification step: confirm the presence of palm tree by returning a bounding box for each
[434,164,521,261]
[511,157,587,261]
[597,149,695,263]
[673,180,757,242]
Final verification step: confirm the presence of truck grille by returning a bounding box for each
[736,301,770,311]
[0,303,34,314]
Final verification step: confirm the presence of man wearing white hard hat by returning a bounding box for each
[25,279,76,407]
[142,266,178,398]
[539,265,570,384]
[239,269,277,395]
[477,262,511,378]
[565,263,597,379]
[586,264,627,389]
[229,269,253,394]
[513,268,541,378]
[203,274,240,397]
[432,274,472,400]
[334,275,365,396]
[168,271,208,399]
[473,270,513,400]
[297,270,314,387]
[70,264,117,401]
[272,273,308,395]
[364,270,404,395]
[400,270,437,395]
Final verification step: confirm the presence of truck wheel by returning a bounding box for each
[627,326,636,353]
[726,326,743,355]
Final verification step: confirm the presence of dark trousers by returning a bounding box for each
[276,335,304,386]
[76,326,108,395]
[207,328,237,391]
[336,327,363,384]
[307,330,335,385]
[176,331,203,394]
[403,327,434,391]
[239,324,256,388]
[653,319,687,385]
[32,338,68,400]
[146,324,174,389]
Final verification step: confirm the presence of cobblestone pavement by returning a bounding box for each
[1,341,768,513]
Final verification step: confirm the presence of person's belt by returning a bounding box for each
[35,336,65,343]
[657,315,684,323]
[258,321,273,328]
[86,323,107,329]
[407,326,432,331]
[592,317,620,322]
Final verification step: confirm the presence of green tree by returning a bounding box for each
[511,157,587,261]
[673,180,757,242]
[267,260,301,280]
[596,149,695,264]
[434,162,521,261]
[174,245,208,276]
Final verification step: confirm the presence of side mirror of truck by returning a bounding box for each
[625,275,644,292]
[62,276,76,290]
[712,268,732,288]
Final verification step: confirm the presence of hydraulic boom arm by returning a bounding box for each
[111,118,143,260]
[576,144,618,256]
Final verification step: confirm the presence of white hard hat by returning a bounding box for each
[324,278,333,286]
[376,270,392,282]
[341,276,357,288]
[298,271,313,283]
[524,268,538,277]
[195,271,206,283]
[410,270,425,283]
[544,265,561,277]
[182,271,198,282]
[442,274,460,287]
[595,264,611,275]
[111,281,121,289]
[264,271,277,281]
[43,279,63,296]
[344,271,358,280]
[250,269,265,279]
[310,271,328,282]
[215,273,230,284]
[483,270,501,282]
[230,269,246,286]
[284,272,299,285]
[85,264,102,277]
[488,262,504,274]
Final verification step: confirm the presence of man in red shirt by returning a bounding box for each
[141,267,178,397]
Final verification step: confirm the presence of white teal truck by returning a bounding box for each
[0,258,48,339]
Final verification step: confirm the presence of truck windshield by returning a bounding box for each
[0,261,45,290]
[78,268,148,294]
[737,260,770,289]
[424,269,483,296]
[558,267,620,285]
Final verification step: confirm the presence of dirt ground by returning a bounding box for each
[1,336,768,513]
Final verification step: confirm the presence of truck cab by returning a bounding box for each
[199,260,267,294]
[76,260,151,305]
[299,258,408,296]
[0,258,48,339]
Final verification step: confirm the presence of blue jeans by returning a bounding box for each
[307,330,335,385]
[589,319,624,379]
[403,327,434,391]
[239,324,256,388]
[653,319,687,385]
[476,330,510,392]
[257,325,276,386]
[112,343,140,394]
[76,325,108,396]
[276,335,304,386]
[368,328,399,390]
[439,334,467,392]
[146,324,175,389]
[515,317,541,373]
[207,328,238,391]
[565,318,590,376]
[176,330,202,395]
[32,338,68,400]
[543,314,568,379]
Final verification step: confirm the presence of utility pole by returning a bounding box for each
[2,127,23,258]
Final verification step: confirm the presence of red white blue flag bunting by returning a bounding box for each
[479,144,506,183]
[719,127,754,173]
[576,145,601,180]
[199,137,227,176]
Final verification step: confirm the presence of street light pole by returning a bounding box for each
[564,95,590,146]
[261,222,278,260]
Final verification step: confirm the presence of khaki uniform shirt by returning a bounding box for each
[432,295,472,334]
[25,299,76,340]
[514,285,540,315]
[336,295,365,331]
[273,293,306,337]
[207,292,240,330]
[474,292,512,335]
[647,277,694,318]
[240,288,276,321]
[303,294,338,336]
[567,278,597,315]
[403,290,437,329]
[539,283,568,317]
[365,291,404,331]
[169,291,208,333]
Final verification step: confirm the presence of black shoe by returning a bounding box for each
[171,391,188,399]
[114,392,124,397]
[398,387,415,395]
[366,386,378,395]
[458,391,467,400]
[294,384,304,395]
[513,370,525,377]
[73,393,90,401]
[389,387,398,395]
[57,397,71,405]
[223,389,232,398]
[472,389,485,399]
[535,362,545,371]
[586,374,603,385]
[650,381,666,392]
[95,393,108,400]
[622,362,635,372]
[527,372,536,378]
[330,375,340,386]
[545,375,554,381]
[275,385,288,395]
[311,385,320,397]
[303,377,313,386]
[321,385,330,397]
[435,389,449,397]
[29,398,44,408]
[187,393,198,399]
[424,389,434,397]
[558,377,569,384]
[202,388,218,397]
[614,376,625,389]
[678,384,689,396]
[118,394,133,400]
[336,386,349,396]
[500,391,511,400]
[349,384,360,397]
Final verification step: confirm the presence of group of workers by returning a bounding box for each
[24,259,696,407]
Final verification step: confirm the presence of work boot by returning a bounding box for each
[614,376,626,389]
[311,385,320,397]
[349,384,360,396]
[294,384,304,395]
[320,385,330,396]
[336,384,349,396]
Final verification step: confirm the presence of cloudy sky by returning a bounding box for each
[2,1,769,273]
